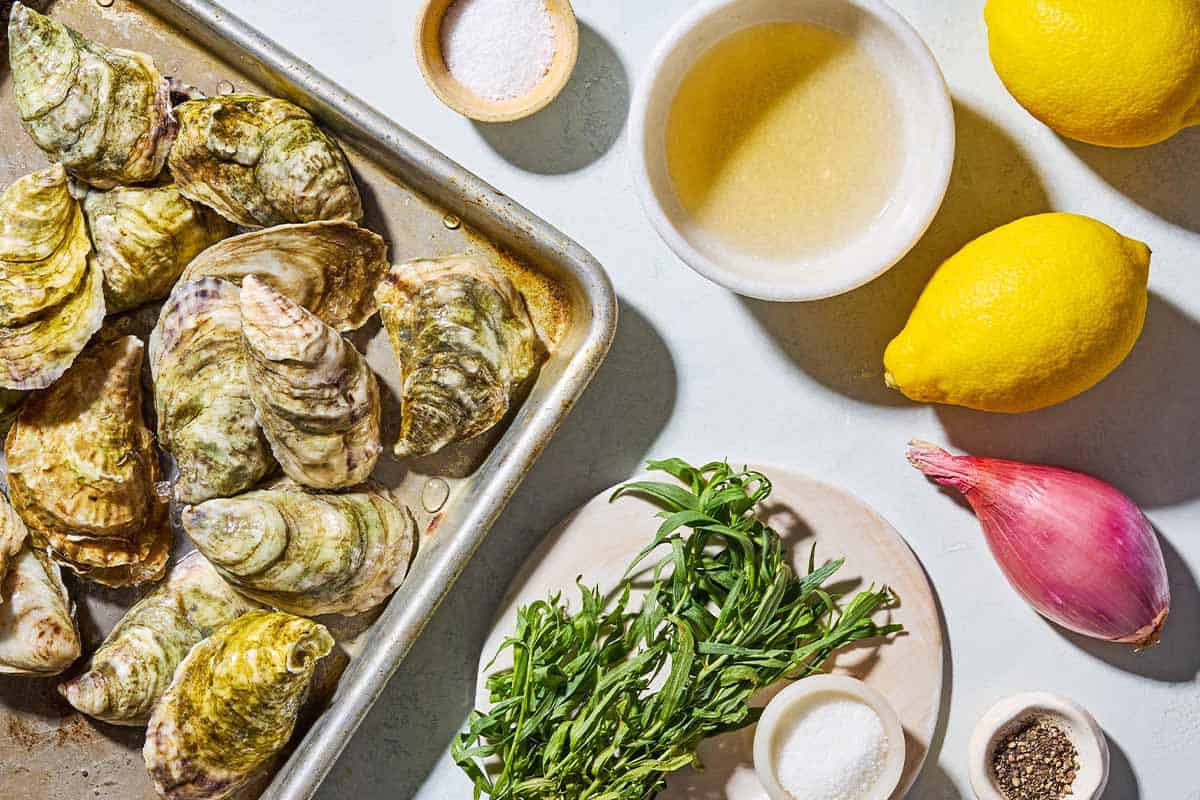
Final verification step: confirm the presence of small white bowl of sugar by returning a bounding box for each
[416,0,579,122]
[754,674,906,800]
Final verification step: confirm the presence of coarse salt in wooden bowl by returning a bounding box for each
[415,0,579,123]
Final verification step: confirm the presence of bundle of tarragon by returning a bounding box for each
[453,458,901,799]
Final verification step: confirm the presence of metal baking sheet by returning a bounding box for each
[0,2,616,798]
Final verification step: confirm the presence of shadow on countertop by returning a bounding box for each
[313,297,676,799]
[740,100,1050,406]
[473,22,630,175]
[1049,531,1200,684]
[1103,733,1142,799]
[936,293,1200,509]
[1068,126,1200,234]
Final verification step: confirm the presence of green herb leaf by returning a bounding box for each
[455,459,901,798]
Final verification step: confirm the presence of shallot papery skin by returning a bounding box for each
[907,441,1170,649]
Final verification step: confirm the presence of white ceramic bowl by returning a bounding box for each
[968,692,1109,800]
[753,674,906,800]
[629,0,954,301]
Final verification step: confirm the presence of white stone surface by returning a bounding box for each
[218,2,1200,798]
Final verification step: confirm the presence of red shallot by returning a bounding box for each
[907,441,1170,649]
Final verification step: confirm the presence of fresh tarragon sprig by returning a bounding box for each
[453,458,901,799]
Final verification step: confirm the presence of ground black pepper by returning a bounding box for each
[991,717,1079,800]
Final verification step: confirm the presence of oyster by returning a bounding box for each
[182,482,415,616]
[144,610,332,800]
[376,256,543,457]
[0,542,81,676]
[169,94,362,228]
[5,335,170,587]
[0,165,90,324]
[8,3,176,188]
[85,184,235,313]
[179,221,389,331]
[241,276,381,490]
[149,278,274,505]
[0,165,103,390]
[0,492,29,589]
[0,389,26,438]
[59,552,261,726]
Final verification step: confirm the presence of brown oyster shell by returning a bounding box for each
[0,539,81,676]
[5,335,170,587]
[179,220,389,332]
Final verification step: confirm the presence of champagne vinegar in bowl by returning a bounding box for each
[631,0,954,301]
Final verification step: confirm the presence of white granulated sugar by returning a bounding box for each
[773,693,887,800]
[440,0,557,102]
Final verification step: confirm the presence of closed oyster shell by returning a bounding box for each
[85,184,235,313]
[0,492,29,591]
[169,94,361,228]
[0,541,81,676]
[144,610,333,800]
[376,255,543,457]
[0,254,104,391]
[241,276,380,490]
[8,3,176,188]
[182,482,415,616]
[149,278,274,505]
[179,220,388,331]
[0,164,103,391]
[5,335,170,587]
[59,551,261,726]
[0,389,26,440]
[0,164,90,325]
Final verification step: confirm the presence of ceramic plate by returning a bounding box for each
[476,464,945,799]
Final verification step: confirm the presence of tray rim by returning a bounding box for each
[128,1,619,798]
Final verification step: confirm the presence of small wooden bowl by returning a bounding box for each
[415,0,579,123]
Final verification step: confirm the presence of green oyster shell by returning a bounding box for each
[375,255,543,457]
[143,610,332,800]
[182,481,415,617]
[169,94,362,228]
[241,276,381,490]
[0,490,27,583]
[5,335,170,587]
[0,538,80,676]
[59,551,260,726]
[7,3,176,189]
[85,184,235,313]
[179,220,389,332]
[0,164,102,390]
[149,278,274,505]
[0,164,90,325]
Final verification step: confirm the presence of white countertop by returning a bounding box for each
[219,2,1200,797]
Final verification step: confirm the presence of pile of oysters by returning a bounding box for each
[0,4,544,799]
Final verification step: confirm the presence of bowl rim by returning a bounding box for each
[752,674,907,800]
[414,0,581,123]
[967,691,1110,800]
[628,0,956,302]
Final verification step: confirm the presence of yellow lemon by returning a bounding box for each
[884,213,1150,413]
[984,0,1200,147]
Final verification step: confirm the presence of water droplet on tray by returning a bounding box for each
[216,80,236,95]
[422,477,450,513]
[442,213,462,230]
[96,0,115,7]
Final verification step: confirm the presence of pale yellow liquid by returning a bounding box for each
[666,22,903,264]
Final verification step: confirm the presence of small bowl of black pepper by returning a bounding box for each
[968,693,1109,800]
